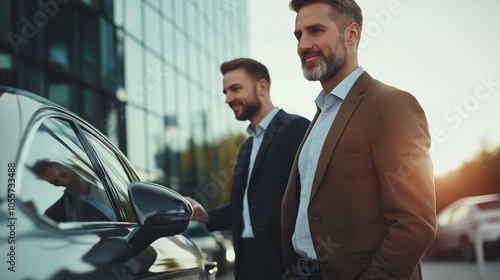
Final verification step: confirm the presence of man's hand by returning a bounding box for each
[185,197,210,223]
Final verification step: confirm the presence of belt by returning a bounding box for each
[297,258,321,276]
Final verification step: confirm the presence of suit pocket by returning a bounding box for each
[334,140,365,154]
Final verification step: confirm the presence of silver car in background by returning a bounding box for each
[429,194,500,261]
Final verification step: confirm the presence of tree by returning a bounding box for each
[434,146,500,213]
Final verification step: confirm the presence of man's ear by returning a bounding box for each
[257,79,269,96]
[345,22,361,47]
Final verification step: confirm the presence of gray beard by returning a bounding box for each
[303,59,334,81]
[301,39,348,81]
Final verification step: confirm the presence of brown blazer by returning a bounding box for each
[281,72,437,280]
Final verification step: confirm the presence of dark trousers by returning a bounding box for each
[235,238,279,280]
[299,275,323,280]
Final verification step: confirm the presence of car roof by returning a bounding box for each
[0,85,117,154]
[449,193,500,208]
[1,85,65,106]
[0,85,75,119]
[0,85,133,198]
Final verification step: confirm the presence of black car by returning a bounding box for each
[182,221,235,275]
[0,86,217,279]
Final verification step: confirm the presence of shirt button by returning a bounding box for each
[323,112,329,117]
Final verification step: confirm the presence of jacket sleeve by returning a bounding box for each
[206,203,232,232]
[361,91,437,279]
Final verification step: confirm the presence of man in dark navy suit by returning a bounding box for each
[187,58,310,280]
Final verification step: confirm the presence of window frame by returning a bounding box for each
[76,118,140,223]
[17,107,139,226]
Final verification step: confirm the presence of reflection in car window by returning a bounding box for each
[21,118,117,223]
[82,129,136,222]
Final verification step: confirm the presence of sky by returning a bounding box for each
[247,0,500,176]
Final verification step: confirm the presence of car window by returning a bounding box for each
[21,117,118,223]
[477,200,500,210]
[82,129,137,222]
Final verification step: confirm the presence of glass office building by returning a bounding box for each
[0,0,249,204]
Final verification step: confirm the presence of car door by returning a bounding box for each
[436,205,458,251]
[13,112,205,280]
[15,114,134,279]
[440,205,472,251]
[77,120,207,279]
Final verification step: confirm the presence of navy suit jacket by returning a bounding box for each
[45,191,112,222]
[207,109,310,278]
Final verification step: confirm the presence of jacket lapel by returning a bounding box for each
[309,72,372,201]
[249,109,285,180]
[289,109,319,203]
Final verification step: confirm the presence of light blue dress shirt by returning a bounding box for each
[241,106,280,238]
[293,67,364,258]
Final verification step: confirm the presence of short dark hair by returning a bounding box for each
[30,160,54,175]
[289,0,363,31]
[29,160,63,177]
[220,58,271,87]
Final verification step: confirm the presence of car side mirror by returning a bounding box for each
[125,182,193,254]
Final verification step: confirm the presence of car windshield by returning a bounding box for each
[477,200,500,211]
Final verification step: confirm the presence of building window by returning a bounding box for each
[124,37,144,107]
[47,8,74,72]
[100,18,116,91]
[124,0,142,40]
[81,12,99,85]
[125,105,147,171]
[48,82,78,114]
[145,4,161,55]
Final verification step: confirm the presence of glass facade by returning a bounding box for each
[1,0,249,205]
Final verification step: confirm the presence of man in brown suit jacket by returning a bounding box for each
[281,1,437,279]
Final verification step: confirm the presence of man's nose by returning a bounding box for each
[298,34,313,54]
[225,93,234,104]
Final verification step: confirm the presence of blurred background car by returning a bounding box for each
[0,86,216,279]
[427,193,500,261]
[183,221,235,275]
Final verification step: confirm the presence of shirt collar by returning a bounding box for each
[315,66,364,108]
[246,107,280,137]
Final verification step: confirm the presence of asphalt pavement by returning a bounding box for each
[422,259,500,280]
[215,260,500,280]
